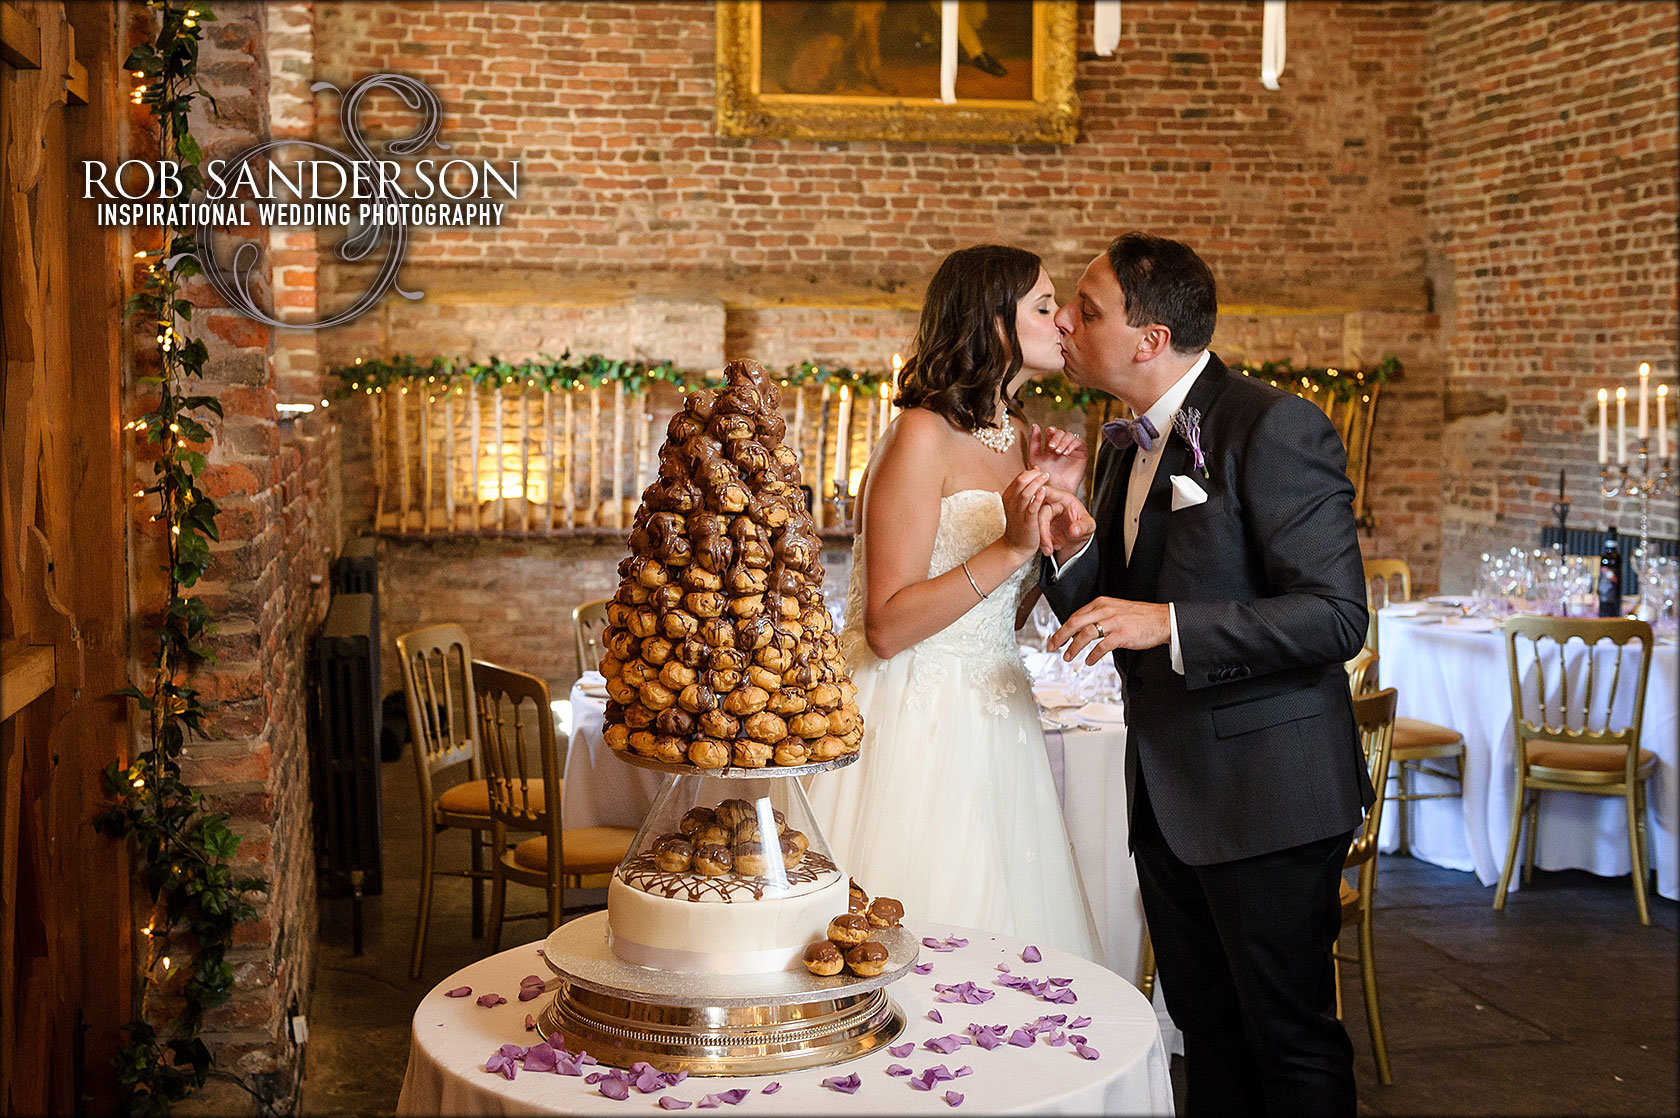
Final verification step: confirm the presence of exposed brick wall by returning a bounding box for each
[124,3,333,1112]
[1426,0,1679,588]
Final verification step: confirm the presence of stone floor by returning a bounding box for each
[299,749,1677,1116]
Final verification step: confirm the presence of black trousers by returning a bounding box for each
[1133,772,1357,1117]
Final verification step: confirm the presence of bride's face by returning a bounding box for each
[1010,268,1064,391]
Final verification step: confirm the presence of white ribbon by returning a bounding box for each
[940,0,959,103]
[1261,1,1287,90]
[1093,1,1121,58]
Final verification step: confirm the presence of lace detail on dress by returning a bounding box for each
[840,489,1039,717]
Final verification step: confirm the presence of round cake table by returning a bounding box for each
[396,922,1173,1116]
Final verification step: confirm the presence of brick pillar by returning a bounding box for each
[124,3,332,1112]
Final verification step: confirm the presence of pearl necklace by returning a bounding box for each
[972,405,1017,453]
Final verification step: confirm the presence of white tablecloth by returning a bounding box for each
[1376,609,1678,900]
[396,924,1173,1116]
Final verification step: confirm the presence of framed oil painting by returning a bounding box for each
[716,1,1078,144]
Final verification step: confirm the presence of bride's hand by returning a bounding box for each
[1001,469,1050,557]
[1029,424,1089,494]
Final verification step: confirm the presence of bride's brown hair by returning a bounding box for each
[894,244,1042,432]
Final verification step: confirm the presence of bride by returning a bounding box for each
[806,245,1101,961]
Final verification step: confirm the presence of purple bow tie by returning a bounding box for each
[1102,415,1159,453]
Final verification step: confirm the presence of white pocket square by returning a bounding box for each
[1170,474,1209,511]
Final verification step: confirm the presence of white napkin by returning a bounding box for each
[576,670,608,696]
[1170,474,1208,511]
[1073,701,1127,725]
[1034,687,1081,711]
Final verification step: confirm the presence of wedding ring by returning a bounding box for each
[1094,622,1106,639]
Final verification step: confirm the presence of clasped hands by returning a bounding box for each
[1014,425,1172,666]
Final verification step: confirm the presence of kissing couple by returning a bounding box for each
[807,232,1375,1116]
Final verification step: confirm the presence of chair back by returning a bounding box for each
[470,660,561,838]
[395,623,481,807]
[1345,647,1379,697]
[1362,558,1412,651]
[1502,615,1654,778]
[573,598,612,676]
[1347,687,1398,870]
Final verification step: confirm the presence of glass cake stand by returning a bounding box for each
[536,753,915,1075]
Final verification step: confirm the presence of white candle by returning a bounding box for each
[877,381,891,443]
[1598,388,1609,465]
[1639,363,1650,438]
[1659,383,1669,460]
[939,1,958,103]
[1093,0,1121,56]
[1616,386,1627,465]
[890,352,903,421]
[833,384,852,489]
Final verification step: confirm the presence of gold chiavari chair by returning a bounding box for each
[572,598,612,677]
[1496,616,1657,925]
[1346,647,1379,696]
[396,623,495,979]
[1335,686,1399,1086]
[471,660,636,950]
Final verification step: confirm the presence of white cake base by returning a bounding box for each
[606,873,849,975]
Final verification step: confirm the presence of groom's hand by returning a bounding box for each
[1049,598,1172,666]
[1029,424,1089,494]
[1037,488,1095,558]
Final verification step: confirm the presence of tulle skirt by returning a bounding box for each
[805,645,1102,962]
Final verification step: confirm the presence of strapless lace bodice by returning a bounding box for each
[839,489,1039,714]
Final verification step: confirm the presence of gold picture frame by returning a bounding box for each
[716,1,1079,144]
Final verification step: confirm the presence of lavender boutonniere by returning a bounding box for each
[1172,407,1210,480]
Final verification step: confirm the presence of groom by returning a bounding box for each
[1032,233,1374,1116]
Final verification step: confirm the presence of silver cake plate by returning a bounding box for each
[610,749,858,780]
[536,910,916,1076]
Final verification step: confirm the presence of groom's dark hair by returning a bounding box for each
[1106,233,1217,354]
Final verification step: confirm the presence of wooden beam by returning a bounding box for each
[0,3,41,70]
[0,643,55,721]
[63,23,85,105]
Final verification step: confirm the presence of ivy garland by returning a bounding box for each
[93,2,272,1114]
[330,352,1400,411]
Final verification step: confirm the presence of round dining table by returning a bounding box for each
[1376,608,1677,901]
[395,922,1173,1115]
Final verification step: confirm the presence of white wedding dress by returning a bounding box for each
[805,488,1102,962]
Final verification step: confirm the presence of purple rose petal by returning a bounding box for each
[1075,1042,1101,1060]
[761,1082,781,1094]
[524,1013,537,1031]
[636,1069,666,1093]
[886,1064,913,1077]
[718,1089,748,1105]
[996,963,1011,973]
[913,963,934,975]
[1070,1016,1092,1029]
[888,1042,915,1058]
[821,1072,862,1095]
[665,1071,688,1086]
[445,986,472,998]
[697,1097,721,1110]
[497,1043,528,1059]
[923,1065,954,1084]
[485,1053,518,1080]
[924,1035,965,1055]
[555,1054,585,1077]
[657,1099,692,1111]
[1021,945,1042,963]
[927,1009,943,1024]
[520,973,546,989]
[910,1078,933,1092]
[599,1077,631,1101]
[518,986,545,1002]
[476,993,507,1008]
[954,1066,973,1077]
[582,1053,600,1065]
[1008,1029,1035,1048]
[1045,1029,1068,1047]
[1048,977,1073,987]
[1044,988,1078,1004]
[944,1090,965,1107]
[947,937,968,947]
[522,1043,558,1072]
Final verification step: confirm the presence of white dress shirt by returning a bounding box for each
[1048,350,1211,674]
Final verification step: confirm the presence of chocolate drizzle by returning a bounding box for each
[619,850,839,902]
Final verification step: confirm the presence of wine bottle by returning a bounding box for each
[1597,527,1622,618]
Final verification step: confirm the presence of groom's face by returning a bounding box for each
[1053,255,1140,392]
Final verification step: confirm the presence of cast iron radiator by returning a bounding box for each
[310,591,384,915]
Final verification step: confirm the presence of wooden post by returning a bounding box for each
[813,384,830,531]
[587,388,601,528]
[420,390,433,533]
[469,386,482,530]
[370,393,387,530]
[610,380,625,528]
[492,386,506,530]
[519,385,532,533]
[542,391,555,532]
[396,387,411,533]
[443,391,456,529]
[564,390,577,530]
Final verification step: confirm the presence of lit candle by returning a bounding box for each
[877,381,891,441]
[889,352,904,421]
[939,0,958,103]
[1638,362,1650,438]
[1659,383,1669,459]
[1598,388,1608,465]
[1616,386,1627,465]
[833,384,852,490]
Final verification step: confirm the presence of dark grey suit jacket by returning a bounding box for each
[1042,353,1375,866]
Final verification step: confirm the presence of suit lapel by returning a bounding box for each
[1092,441,1135,591]
[1120,356,1234,604]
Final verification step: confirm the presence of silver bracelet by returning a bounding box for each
[961,561,987,601]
